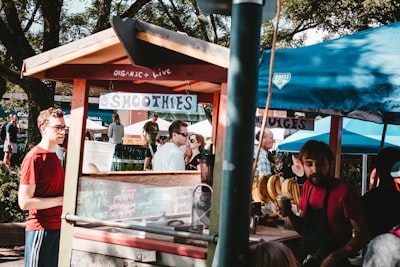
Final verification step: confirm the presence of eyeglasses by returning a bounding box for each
[47,125,66,131]
[394,178,400,192]
[190,138,197,143]
[176,132,189,137]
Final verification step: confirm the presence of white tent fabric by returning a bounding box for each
[188,119,212,138]
[124,118,171,136]
[277,116,400,154]
[64,114,107,132]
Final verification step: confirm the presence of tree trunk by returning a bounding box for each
[24,79,55,148]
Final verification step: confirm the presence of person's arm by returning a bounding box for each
[321,215,370,267]
[108,124,113,138]
[286,208,304,234]
[18,184,63,210]
[141,123,148,142]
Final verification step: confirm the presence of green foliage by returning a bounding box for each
[281,0,400,38]
[0,165,27,223]
[340,162,362,194]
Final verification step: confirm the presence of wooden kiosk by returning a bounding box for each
[22,18,301,266]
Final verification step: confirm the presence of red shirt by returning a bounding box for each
[299,178,364,247]
[20,146,65,231]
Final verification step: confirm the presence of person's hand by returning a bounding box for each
[320,254,338,267]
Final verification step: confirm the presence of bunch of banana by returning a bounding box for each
[266,174,282,202]
[252,174,273,203]
[281,177,301,205]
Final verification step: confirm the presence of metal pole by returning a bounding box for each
[361,154,368,195]
[215,1,263,266]
[63,214,218,243]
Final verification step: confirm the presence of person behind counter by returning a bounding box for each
[18,107,66,267]
[284,140,370,267]
[153,120,188,171]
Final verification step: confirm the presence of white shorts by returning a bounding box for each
[3,140,17,153]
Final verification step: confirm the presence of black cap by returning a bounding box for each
[390,161,400,178]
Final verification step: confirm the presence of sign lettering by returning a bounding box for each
[99,92,198,113]
[257,116,314,130]
[112,67,172,79]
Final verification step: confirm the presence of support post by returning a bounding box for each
[214,1,263,266]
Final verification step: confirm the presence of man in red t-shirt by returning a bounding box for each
[284,140,370,267]
[18,107,65,267]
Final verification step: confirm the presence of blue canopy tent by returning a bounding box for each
[277,116,400,154]
[257,22,400,193]
[257,22,400,125]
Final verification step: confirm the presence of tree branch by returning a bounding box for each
[121,0,152,18]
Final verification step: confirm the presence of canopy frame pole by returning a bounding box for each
[253,0,282,178]
[329,116,343,178]
[361,154,368,195]
[380,122,388,150]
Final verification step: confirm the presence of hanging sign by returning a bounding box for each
[257,116,315,130]
[99,92,198,113]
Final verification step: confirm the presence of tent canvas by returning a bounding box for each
[64,114,107,133]
[257,22,400,124]
[277,116,400,154]
[124,118,171,136]
[188,119,212,138]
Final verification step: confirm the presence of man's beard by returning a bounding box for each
[308,173,330,187]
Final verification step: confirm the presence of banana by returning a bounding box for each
[267,174,281,201]
[289,178,301,205]
[256,174,272,203]
[280,177,301,205]
[252,187,262,203]
[266,174,276,201]
[281,178,291,197]
[274,175,282,196]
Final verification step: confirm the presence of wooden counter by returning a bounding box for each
[250,225,303,261]
[70,173,303,266]
[250,225,301,242]
[71,225,302,267]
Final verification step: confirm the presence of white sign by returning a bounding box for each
[99,92,198,113]
[272,73,291,89]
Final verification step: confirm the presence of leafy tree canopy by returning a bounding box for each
[1,0,399,148]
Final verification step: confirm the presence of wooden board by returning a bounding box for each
[73,227,207,259]
[81,171,201,187]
